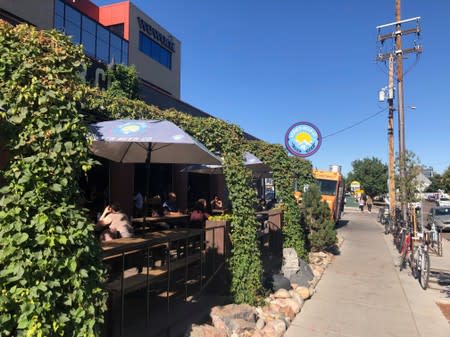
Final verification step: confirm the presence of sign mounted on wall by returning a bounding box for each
[285,121,322,157]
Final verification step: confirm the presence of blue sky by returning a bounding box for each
[94,0,450,175]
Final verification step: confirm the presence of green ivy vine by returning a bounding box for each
[0,23,106,336]
[245,141,313,260]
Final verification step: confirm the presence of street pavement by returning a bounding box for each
[285,208,450,337]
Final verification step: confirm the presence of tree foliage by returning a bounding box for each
[395,151,421,202]
[346,157,388,197]
[300,184,337,251]
[106,64,140,99]
[0,22,106,336]
[441,167,450,193]
[426,173,443,192]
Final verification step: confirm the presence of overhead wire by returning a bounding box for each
[322,107,387,139]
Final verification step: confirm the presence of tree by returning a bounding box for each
[346,157,388,197]
[441,166,450,193]
[106,63,140,99]
[395,151,421,203]
[300,184,337,252]
[426,173,443,192]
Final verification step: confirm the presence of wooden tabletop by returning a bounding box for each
[132,213,190,224]
[101,228,202,259]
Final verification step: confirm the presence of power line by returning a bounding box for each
[322,107,387,139]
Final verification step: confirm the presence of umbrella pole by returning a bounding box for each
[143,143,152,230]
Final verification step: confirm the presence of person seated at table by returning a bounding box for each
[148,195,164,217]
[190,198,210,228]
[163,192,179,214]
[133,190,144,217]
[256,198,267,212]
[267,197,277,210]
[210,194,223,211]
[96,202,134,241]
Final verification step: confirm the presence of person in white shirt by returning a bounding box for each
[96,202,134,241]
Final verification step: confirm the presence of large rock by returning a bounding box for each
[185,324,227,337]
[262,319,286,337]
[210,304,256,335]
[281,248,300,279]
[273,288,291,299]
[228,318,256,335]
[265,273,291,292]
[289,290,304,310]
[295,286,310,300]
[271,298,301,314]
[289,258,314,287]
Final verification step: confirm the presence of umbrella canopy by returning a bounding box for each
[88,119,221,165]
[180,152,271,177]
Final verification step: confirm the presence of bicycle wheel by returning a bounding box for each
[419,251,430,290]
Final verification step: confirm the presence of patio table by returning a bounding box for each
[131,213,190,230]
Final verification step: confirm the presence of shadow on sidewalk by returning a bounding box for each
[335,220,349,230]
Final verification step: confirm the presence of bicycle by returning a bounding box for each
[399,225,413,271]
[394,220,407,253]
[411,232,430,290]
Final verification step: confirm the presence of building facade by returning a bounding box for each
[1,0,181,98]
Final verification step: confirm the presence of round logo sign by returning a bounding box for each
[114,121,148,136]
[285,122,322,157]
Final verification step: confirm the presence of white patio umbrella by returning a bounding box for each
[180,152,271,177]
[88,119,221,212]
[88,119,221,165]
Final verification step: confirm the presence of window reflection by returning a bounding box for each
[139,32,172,69]
[82,16,96,56]
[53,0,128,65]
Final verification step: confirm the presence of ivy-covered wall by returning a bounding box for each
[0,23,106,336]
[245,141,313,259]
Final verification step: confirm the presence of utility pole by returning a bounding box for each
[387,54,396,221]
[395,0,407,222]
[376,1,422,222]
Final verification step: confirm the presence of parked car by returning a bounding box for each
[436,197,450,207]
[427,206,450,232]
[427,194,436,201]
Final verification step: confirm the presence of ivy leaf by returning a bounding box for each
[50,184,62,192]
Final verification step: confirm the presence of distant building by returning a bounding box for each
[421,166,434,178]
[415,172,431,193]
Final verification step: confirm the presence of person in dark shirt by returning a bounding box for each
[210,194,223,211]
[163,192,178,214]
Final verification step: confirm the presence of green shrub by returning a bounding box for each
[301,184,337,251]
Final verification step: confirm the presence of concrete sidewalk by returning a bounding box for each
[285,211,450,337]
